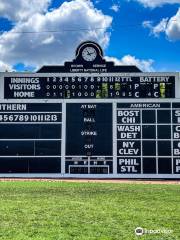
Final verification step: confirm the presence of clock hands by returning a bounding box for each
[89,51,95,55]
[87,50,91,56]
[87,50,95,56]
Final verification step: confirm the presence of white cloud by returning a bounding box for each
[0,0,51,22]
[166,8,180,40]
[132,0,180,8]
[143,8,180,40]
[0,0,112,69]
[0,61,14,72]
[105,55,154,72]
[142,20,153,29]
[41,35,55,45]
[143,18,168,37]
[110,4,120,12]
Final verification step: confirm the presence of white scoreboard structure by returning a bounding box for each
[0,41,180,178]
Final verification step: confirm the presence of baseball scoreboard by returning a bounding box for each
[0,41,179,178]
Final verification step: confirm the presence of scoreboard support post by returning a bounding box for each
[61,102,66,175]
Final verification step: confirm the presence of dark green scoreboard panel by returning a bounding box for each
[66,103,113,174]
[0,73,179,178]
[116,103,180,175]
[0,101,180,177]
[4,76,175,99]
[0,103,62,173]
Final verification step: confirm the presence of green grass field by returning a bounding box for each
[0,181,179,240]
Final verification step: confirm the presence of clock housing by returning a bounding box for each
[82,46,97,62]
[75,41,104,64]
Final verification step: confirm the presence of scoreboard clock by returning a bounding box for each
[0,41,179,178]
[82,46,97,61]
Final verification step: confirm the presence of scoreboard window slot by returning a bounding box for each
[77,84,82,90]
[58,84,63,90]
[101,83,109,98]
[142,125,156,139]
[112,82,117,90]
[84,137,93,144]
[38,125,61,139]
[165,83,174,98]
[159,83,174,98]
[86,151,92,156]
[0,125,36,139]
[121,83,128,97]
[142,110,155,123]
[143,158,156,173]
[96,90,102,99]
[0,141,34,156]
[157,125,171,139]
[158,141,171,156]
[35,141,61,156]
[158,158,172,174]
[0,125,61,139]
[70,167,88,174]
[140,83,153,98]
[83,109,96,117]
[25,103,62,112]
[70,84,76,90]
[29,158,61,173]
[36,125,61,139]
[108,84,115,98]
[84,123,94,131]
[90,167,108,174]
[159,83,166,98]
[157,110,171,123]
[65,90,71,99]
[126,84,133,95]
[109,84,115,90]
[96,83,102,90]
[142,141,156,156]
[0,158,28,173]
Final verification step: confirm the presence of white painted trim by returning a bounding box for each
[0,173,179,179]
[61,101,66,174]
[113,102,117,174]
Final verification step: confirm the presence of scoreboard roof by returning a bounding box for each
[37,41,142,73]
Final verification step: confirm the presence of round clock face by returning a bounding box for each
[82,47,97,62]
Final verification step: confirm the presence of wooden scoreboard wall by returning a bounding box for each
[0,73,179,178]
[0,41,179,178]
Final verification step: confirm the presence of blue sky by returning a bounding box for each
[0,0,179,72]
